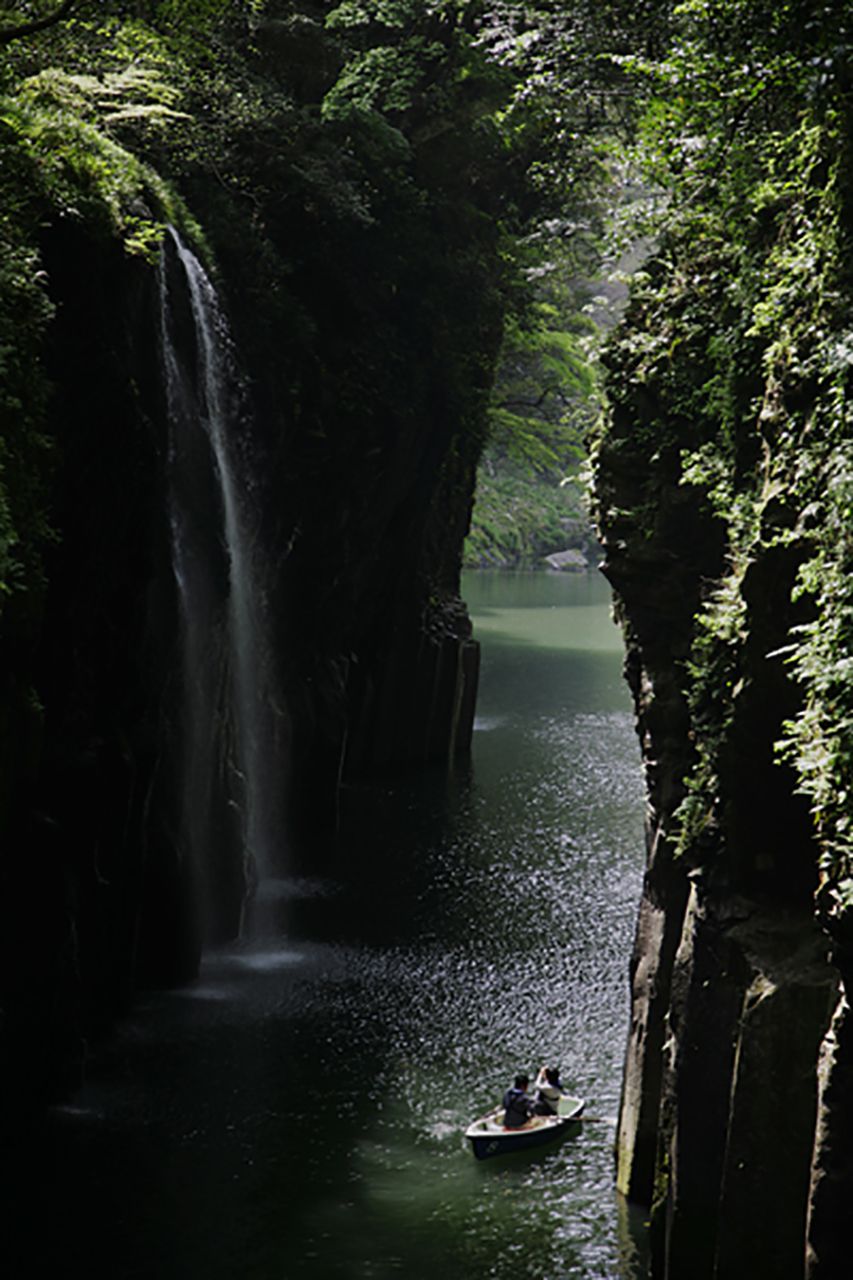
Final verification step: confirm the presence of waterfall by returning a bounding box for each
[159,226,285,937]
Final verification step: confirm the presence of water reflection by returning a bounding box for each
[7,570,647,1280]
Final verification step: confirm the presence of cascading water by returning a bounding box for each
[159,226,285,938]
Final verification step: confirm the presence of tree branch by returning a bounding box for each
[0,0,76,47]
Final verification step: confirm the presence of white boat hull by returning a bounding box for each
[465,1095,585,1159]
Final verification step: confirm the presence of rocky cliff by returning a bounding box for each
[594,73,853,1278]
[0,5,502,1112]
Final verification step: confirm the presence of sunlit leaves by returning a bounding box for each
[464,461,587,567]
[323,38,448,117]
[326,0,426,30]
[595,0,853,899]
[488,306,596,474]
[4,71,186,245]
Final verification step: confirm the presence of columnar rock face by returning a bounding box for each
[807,991,853,1279]
[597,468,840,1277]
[662,893,834,1279]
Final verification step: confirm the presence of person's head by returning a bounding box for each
[514,1073,529,1090]
[545,1067,559,1086]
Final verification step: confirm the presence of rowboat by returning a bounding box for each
[465,1093,585,1159]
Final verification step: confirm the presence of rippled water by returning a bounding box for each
[7,570,648,1280]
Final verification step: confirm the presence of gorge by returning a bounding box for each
[2,4,853,1279]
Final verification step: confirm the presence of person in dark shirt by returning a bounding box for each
[502,1073,536,1128]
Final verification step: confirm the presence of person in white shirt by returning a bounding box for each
[533,1065,566,1116]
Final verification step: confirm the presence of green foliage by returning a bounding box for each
[0,218,54,600]
[0,1,500,605]
[0,6,208,607]
[596,0,853,910]
[2,70,187,246]
[487,304,596,475]
[326,0,427,28]
[464,460,589,568]
[0,0,696,622]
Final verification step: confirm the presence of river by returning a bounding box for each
[6,570,648,1280]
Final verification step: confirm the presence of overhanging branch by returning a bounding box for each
[0,0,76,46]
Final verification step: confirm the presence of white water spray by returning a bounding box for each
[160,226,284,930]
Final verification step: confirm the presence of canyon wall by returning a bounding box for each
[594,99,853,1278]
[0,7,500,1112]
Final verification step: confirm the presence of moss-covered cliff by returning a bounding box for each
[594,5,853,1275]
[0,2,531,1108]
